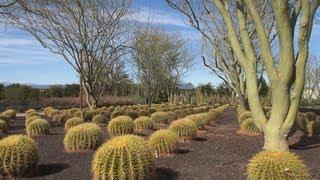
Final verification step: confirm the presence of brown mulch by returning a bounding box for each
[1,108,320,180]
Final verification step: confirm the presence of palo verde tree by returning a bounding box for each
[1,0,131,109]
[131,28,193,106]
[167,0,320,151]
[166,0,277,110]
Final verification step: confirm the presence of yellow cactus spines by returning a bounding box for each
[65,117,84,130]
[48,110,60,118]
[92,114,106,124]
[107,116,133,137]
[148,130,179,157]
[238,111,252,124]
[26,119,50,136]
[64,123,103,152]
[247,151,310,180]
[25,115,41,126]
[0,120,8,133]
[240,118,261,133]
[187,114,208,129]
[166,111,178,122]
[169,119,197,141]
[0,135,38,176]
[25,109,37,116]
[125,110,139,120]
[138,109,149,117]
[92,135,152,180]
[110,109,125,119]
[150,111,169,124]
[133,116,153,131]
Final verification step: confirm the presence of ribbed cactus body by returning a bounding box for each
[240,118,261,133]
[107,116,133,136]
[0,135,38,176]
[92,114,106,124]
[151,111,169,124]
[26,119,50,136]
[64,123,103,152]
[65,117,84,130]
[169,119,197,141]
[92,135,152,180]
[247,151,310,180]
[133,116,153,131]
[148,130,178,157]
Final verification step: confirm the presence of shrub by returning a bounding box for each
[26,119,50,136]
[0,120,8,133]
[65,117,84,130]
[64,123,103,152]
[296,113,310,134]
[133,116,153,131]
[169,119,197,141]
[0,135,38,176]
[240,118,261,133]
[148,130,179,157]
[138,109,149,117]
[110,109,125,119]
[92,114,106,124]
[107,116,133,137]
[92,135,152,180]
[125,110,139,120]
[151,111,169,124]
[247,151,309,180]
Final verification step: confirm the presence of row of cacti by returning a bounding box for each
[90,104,230,179]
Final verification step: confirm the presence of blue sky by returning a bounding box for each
[0,1,319,86]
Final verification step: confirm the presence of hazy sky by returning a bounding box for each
[0,0,319,86]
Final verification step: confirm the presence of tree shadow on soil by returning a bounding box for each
[32,163,69,177]
[155,167,179,180]
[290,135,320,150]
[176,148,190,154]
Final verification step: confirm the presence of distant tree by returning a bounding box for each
[1,0,132,109]
[132,28,193,105]
[0,84,4,101]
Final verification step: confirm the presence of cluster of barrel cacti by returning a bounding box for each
[247,151,310,180]
[64,123,103,152]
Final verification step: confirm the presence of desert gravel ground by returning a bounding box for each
[1,108,320,180]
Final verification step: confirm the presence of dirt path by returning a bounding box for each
[1,108,320,180]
